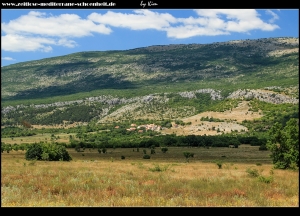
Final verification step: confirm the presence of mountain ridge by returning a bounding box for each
[2,36,298,102]
[1,37,298,137]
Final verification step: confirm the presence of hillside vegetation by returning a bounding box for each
[1,37,299,142]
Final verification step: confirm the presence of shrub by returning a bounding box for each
[259,144,268,151]
[143,154,151,159]
[121,155,125,160]
[25,143,43,160]
[258,175,274,184]
[246,168,260,177]
[25,142,72,161]
[149,164,168,172]
[75,145,82,152]
[216,161,223,169]
[161,147,168,153]
[183,152,194,162]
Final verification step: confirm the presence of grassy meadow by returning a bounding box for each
[1,146,299,207]
[1,132,76,145]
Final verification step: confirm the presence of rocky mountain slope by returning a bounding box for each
[1,37,298,136]
[1,37,298,101]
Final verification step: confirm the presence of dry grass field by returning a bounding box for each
[1,146,299,207]
[1,133,76,145]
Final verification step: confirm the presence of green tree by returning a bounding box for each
[183,152,194,162]
[266,118,299,169]
[25,143,43,160]
[25,142,72,161]
[161,147,168,153]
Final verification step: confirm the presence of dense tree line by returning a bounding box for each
[236,136,267,146]
[36,104,101,124]
[167,92,218,113]
[66,134,249,149]
[1,127,36,138]
[1,104,103,126]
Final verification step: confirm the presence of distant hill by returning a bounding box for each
[1,37,298,136]
[2,37,298,101]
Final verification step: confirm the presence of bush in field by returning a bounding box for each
[102,148,107,154]
[149,164,168,172]
[246,168,260,177]
[25,143,43,160]
[216,161,223,169]
[75,145,82,152]
[183,152,194,162]
[161,147,168,153]
[1,143,13,153]
[259,144,268,151]
[246,167,274,183]
[25,142,72,161]
[143,154,151,159]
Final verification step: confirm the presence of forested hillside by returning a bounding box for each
[1,37,298,145]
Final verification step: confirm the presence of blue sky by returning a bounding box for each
[1,9,299,67]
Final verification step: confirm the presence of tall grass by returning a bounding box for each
[1,150,298,207]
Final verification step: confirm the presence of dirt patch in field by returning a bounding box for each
[185,101,262,123]
[162,101,263,136]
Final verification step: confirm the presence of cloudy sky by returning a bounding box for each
[1,9,298,67]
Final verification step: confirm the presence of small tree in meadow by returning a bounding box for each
[102,148,107,154]
[161,147,168,153]
[183,152,194,162]
[25,143,43,160]
[143,154,151,159]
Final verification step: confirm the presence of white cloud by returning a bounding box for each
[1,11,111,37]
[1,11,111,52]
[2,57,16,61]
[88,9,279,39]
[1,9,280,52]
[1,34,54,52]
[265,9,279,23]
[166,25,230,39]
[88,9,177,30]
[57,38,77,48]
[169,9,279,38]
